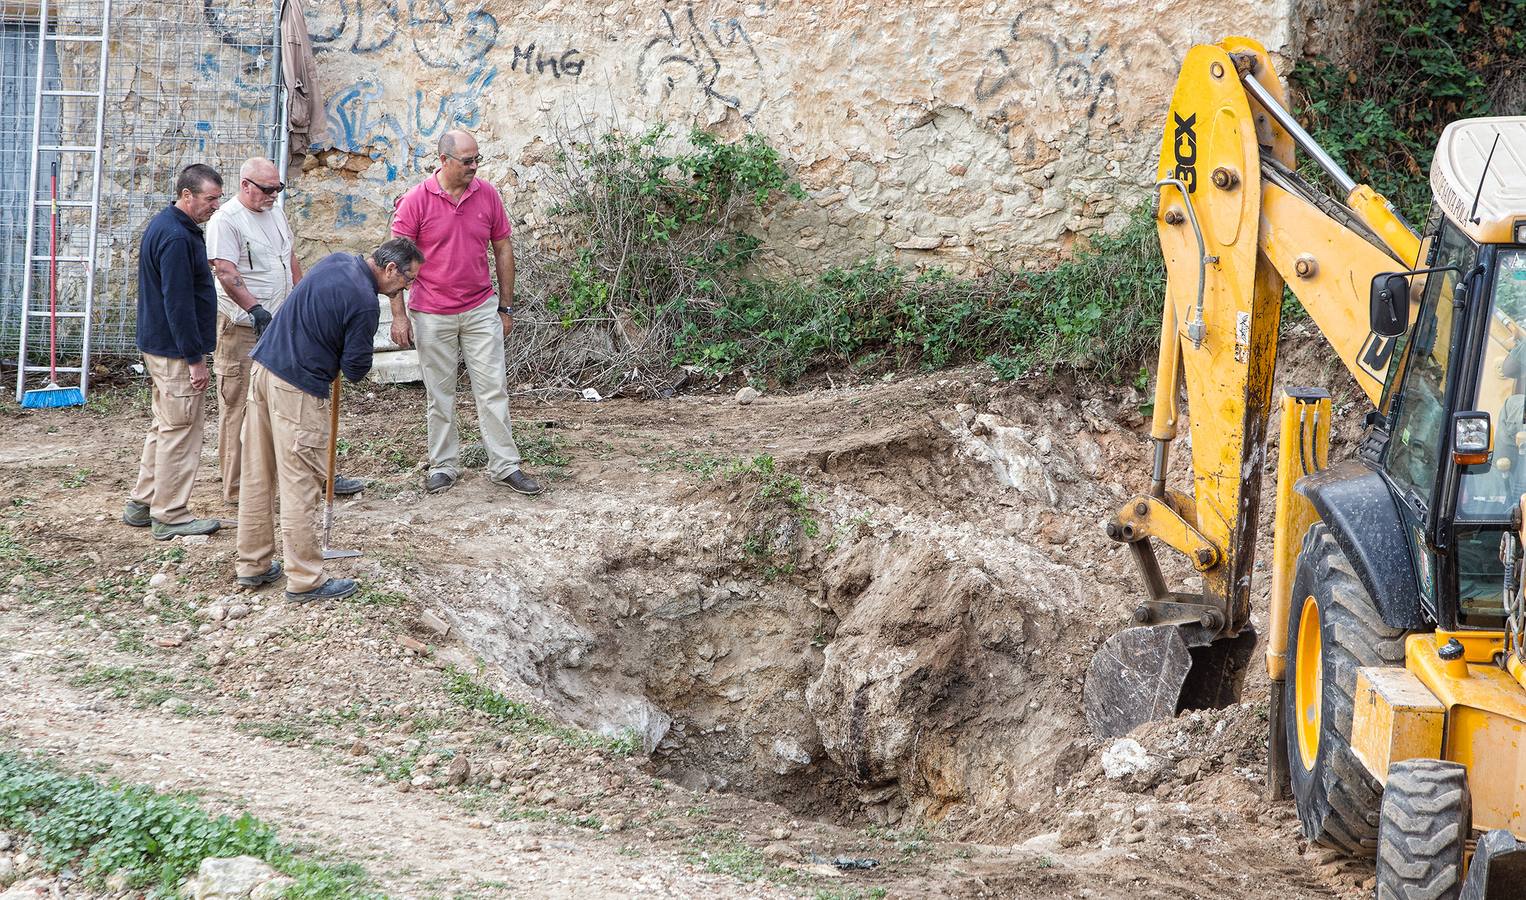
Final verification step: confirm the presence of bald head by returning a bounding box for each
[237,157,282,212]
[436,130,481,190]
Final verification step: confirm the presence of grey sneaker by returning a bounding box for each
[331,475,366,497]
[493,470,543,496]
[286,577,358,603]
[425,471,456,494]
[123,499,150,528]
[235,561,283,588]
[150,518,221,541]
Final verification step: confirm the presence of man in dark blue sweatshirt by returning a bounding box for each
[124,164,225,540]
[234,237,423,602]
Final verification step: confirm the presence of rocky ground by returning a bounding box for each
[0,342,1376,898]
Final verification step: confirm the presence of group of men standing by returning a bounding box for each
[125,129,539,602]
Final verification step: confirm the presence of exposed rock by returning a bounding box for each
[735,386,761,405]
[188,856,281,900]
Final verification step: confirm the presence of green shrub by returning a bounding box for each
[674,205,1164,383]
[1292,1,1526,223]
[0,752,376,897]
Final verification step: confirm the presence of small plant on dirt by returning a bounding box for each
[516,423,572,479]
[0,752,379,897]
[443,666,639,756]
[713,455,818,578]
[354,586,408,607]
[687,830,798,885]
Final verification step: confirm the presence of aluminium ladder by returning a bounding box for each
[12,0,112,403]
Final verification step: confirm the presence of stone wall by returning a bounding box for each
[290,0,1307,275]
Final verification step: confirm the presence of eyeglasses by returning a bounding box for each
[446,154,483,167]
[393,264,417,285]
[244,178,284,195]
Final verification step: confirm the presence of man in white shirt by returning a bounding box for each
[207,157,365,504]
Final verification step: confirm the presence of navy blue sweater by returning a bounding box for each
[136,204,216,361]
[252,253,381,398]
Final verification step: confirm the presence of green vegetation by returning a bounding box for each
[0,751,378,897]
[1293,0,1526,223]
[716,454,819,578]
[676,208,1163,384]
[535,123,1163,391]
[686,830,795,884]
[442,666,639,756]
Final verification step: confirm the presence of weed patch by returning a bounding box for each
[0,751,378,897]
[443,667,639,756]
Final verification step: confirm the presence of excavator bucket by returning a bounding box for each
[1085,623,1258,738]
[1461,829,1526,900]
[1085,625,1191,738]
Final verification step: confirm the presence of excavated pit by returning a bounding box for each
[397,372,1185,834]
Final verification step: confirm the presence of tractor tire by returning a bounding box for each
[1285,524,1408,856]
[1376,759,1470,900]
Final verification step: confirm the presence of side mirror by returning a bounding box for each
[1370,273,1409,337]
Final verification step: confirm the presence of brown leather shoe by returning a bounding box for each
[493,470,543,496]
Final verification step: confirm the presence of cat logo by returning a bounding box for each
[1357,330,1398,381]
[1172,113,1198,193]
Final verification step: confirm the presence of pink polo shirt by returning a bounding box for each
[391,174,511,315]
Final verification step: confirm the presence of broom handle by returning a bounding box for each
[48,160,57,383]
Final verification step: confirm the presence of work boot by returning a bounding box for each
[331,475,366,497]
[425,471,456,494]
[286,577,358,603]
[122,499,150,528]
[150,518,221,541]
[235,561,283,588]
[492,470,543,496]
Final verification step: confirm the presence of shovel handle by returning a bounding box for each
[327,376,341,504]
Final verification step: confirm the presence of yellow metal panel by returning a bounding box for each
[1345,185,1423,268]
[1153,41,1281,634]
[1116,495,1218,571]
[1350,667,1446,782]
[1267,392,1331,682]
[1406,634,1526,837]
[1447,707,1525,835]
[1260,182,1411,405]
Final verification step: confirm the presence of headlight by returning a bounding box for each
[1516,220,1526,244]
[1454,411,1492,465]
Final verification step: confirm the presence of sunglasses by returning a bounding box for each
[446,153,484,167]
[244,178,284,195]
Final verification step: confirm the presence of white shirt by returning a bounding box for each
[205,195,295,327]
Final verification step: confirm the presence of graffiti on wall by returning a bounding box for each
[637,1,767,121]
[308,0,586,184]
[974,5,1173,156]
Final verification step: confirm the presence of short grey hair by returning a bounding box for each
[437,132,458,158]
[372,236,424,271]
[240,157,277,180]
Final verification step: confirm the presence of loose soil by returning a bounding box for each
[0,341,1375,898]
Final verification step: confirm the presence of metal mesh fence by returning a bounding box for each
[1,0,281,369]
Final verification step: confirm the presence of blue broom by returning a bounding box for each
[22,160,84,409]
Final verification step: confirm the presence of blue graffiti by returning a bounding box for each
[324,66,495,179]
[336,195,368,226]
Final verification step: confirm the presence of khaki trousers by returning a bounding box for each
[129,352,206,524]
[235,364,328,593]
[410,297,522,480]
[213,313,258,504]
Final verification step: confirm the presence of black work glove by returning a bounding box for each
[249,303,273,338]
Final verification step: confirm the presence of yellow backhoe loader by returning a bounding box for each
[1083,36,1526,897]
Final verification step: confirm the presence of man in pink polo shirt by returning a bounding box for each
[390,129,541,496]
